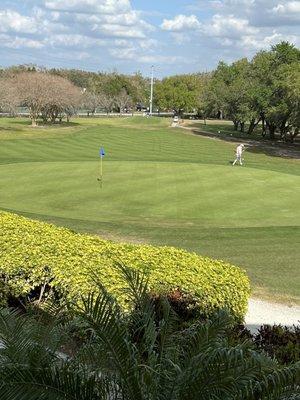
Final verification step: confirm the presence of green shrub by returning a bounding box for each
[0,211,250,320]
[255,324,300,365]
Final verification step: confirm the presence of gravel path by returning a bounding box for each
[245,299,300,332]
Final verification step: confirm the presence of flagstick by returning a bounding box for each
[100,155,103,187]
[99,156,103,188]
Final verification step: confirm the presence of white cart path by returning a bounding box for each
[245,299,300,332]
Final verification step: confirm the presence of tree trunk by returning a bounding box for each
[240,122,245,133]
[248,119,255,135]
[279,120,287,140]
[31,116,37,127]
[290,128,298,143]
[248,118,261,135]
[261,115,266,137]
[268,124,276,140]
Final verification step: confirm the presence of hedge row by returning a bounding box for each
[0,212,251,320]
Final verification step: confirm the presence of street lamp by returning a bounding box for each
[149,65,154,116]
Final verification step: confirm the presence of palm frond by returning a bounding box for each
[179,310,233,363]
[0,364,109,400]
[0,309,62,368]
[254,362,300,400]
[78,284,144,400]
[117,263,150,306]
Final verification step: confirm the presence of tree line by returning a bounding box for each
[0,68,150,125]
[203,42,300,141]
[0,41,299,140]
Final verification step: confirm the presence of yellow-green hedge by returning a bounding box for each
[0,212,250,319]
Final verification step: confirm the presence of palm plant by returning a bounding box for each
[0,266,299,400]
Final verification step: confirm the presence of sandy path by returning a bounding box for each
[245,299,300,332]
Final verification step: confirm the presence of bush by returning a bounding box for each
[0,270,299,400]
[254,324,300,365]
[0,211,250,320]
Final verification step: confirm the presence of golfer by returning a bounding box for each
[233,144,245,166]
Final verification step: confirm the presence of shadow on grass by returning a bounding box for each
[7,119,80,128]
[187,127,300,160]
[0,126,21,132]
[5,119,32,126]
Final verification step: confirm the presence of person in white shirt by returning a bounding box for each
[233,144,245,166]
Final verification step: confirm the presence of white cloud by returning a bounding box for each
[138,55,185,64]
[44,0,131,14]
[0,34,44,48]
[73,8,154,39]
[104,11,153,29]
[0,9,38,33]
[109,38,181,65]
[171,32,191,44]
[161,14,201,32]
[110,45,184,64]
[203,14,258,38]
[0,0,299,74]
[46,34,106,47]
[241,31,300,50]
[272,1,300,14]
[270,1,300,23]
[94,24,147,39]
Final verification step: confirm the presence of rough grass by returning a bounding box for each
[0,116,299,304]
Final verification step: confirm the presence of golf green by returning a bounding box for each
[0,117,299,303]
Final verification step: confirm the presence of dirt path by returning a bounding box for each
[178,125,300,160]
[245,299,300,332]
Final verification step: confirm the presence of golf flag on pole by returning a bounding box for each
[99,147,105,158]
[97,147,105,186]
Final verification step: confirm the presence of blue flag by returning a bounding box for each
[99,147,105,158]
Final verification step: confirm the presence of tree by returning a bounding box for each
[204,42,300,139]
[114,88,132,114]
[205,59,251,130]
[0,79,18,115]
[12,72,81,125]
[81,91,101,115]
[0,267,299,400]
[262,43,300,140]
[155,74,206,115]
[99,92,115,114]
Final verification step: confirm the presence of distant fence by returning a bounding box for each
[0,111,199,119]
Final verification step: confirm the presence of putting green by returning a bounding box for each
[0,117,299,302]
[0,161,298,228]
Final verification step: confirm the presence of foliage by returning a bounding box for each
[1,71,82,125]
[155,73,209,114]
[0,211,250,320]
[0,268,299,400]
[90,72,149,105]
[255,324,300,365]
[1,42,299,133]
[204,41,300,139]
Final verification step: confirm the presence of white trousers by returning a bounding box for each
[233,154,242,165]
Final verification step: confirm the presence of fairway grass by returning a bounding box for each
[0,117,299,303]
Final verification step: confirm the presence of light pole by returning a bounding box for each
[149,65,154,116]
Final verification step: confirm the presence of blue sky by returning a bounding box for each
[0,0,299,77]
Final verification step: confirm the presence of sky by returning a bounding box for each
[0,0,299,77]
